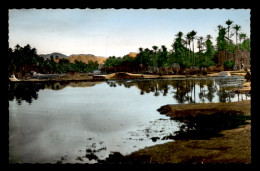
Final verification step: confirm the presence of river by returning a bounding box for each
[8,77,250,163]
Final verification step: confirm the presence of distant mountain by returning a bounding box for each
[39,52,68,59]
[127,52,139,58]
[69,54,95,57]
[55,54,107,64]
[40,52,137,64]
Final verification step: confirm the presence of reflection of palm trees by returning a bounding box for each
[218,88,231,102]
[112,78,244,103]
[107,81,117,87]
[198,79,210,103]
[171,80,193,103]
[205,80,216,102]
[193,80,196,103]
[9,82,45,105]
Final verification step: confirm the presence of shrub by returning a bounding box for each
[223,60,235,70]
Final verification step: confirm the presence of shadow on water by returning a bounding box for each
[163,113,251,140]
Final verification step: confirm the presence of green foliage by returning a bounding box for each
[238,39,250,52]
[217,28,228,51]
[9,44,100,76]
[200,58,216,67]
[171,31,189,66]
[104,56,122,67]
[157,45,168,68]
[8,44,43,76]
[226,42,236,53]
[223,60,235,68]
[205,39,215,57]
[233,24,241,45]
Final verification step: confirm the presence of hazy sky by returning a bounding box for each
[9,9,250,57]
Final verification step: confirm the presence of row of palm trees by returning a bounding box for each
[176,19,249,66]
[219,19,248,45]
[134,18,249,71]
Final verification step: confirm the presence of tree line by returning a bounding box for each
[8,44,99,77]
[103,19,250,73]
[8,19,250,77]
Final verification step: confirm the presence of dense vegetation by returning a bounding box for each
[8,19,250,77]
[103,20,250,73]
[8,44,99,77]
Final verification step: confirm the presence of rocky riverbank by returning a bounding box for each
[100,100,251,164]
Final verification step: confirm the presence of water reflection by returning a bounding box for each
[9,77,250,105]
[107,77,250,103]
[8,77,251,163]
[8,81,102,105]
[8,82,45,105]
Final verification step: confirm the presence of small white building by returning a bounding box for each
[9,75,19,81]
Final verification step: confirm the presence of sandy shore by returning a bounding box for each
[12,72,251,95]
[11,71,247,81]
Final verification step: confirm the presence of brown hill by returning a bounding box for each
[128,52,139,58]
[54,55,107,64]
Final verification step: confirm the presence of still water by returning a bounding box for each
[9,77,250,163]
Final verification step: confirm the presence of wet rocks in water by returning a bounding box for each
[76,156,84,161]
[86,149,92,153]
[85,153,98,161]
[98,152,125,164]
[98,152,148,164]
[150,137,160,142]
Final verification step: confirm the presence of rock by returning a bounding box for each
[245,71,251,82]
[218,71,231,76]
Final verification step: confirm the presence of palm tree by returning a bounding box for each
[173,31,185,66]
[225,19,233,43]
[138,47,143,69]
[175,31,183,39]
[233,24,241,45]
[239,33,247,44]
[217,25,223,31]
[184,32,192,66]
[160,45,167,67]
[206,34,212,41]
[152,46,158,67]
[152,45,158,53]
[197,36,205,64]
[190,30,197,66]
[186,32,193,65]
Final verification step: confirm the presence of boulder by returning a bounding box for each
[245,71,251,82]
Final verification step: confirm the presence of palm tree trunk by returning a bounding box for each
[193,41,195,66]
[236,32,238,45]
